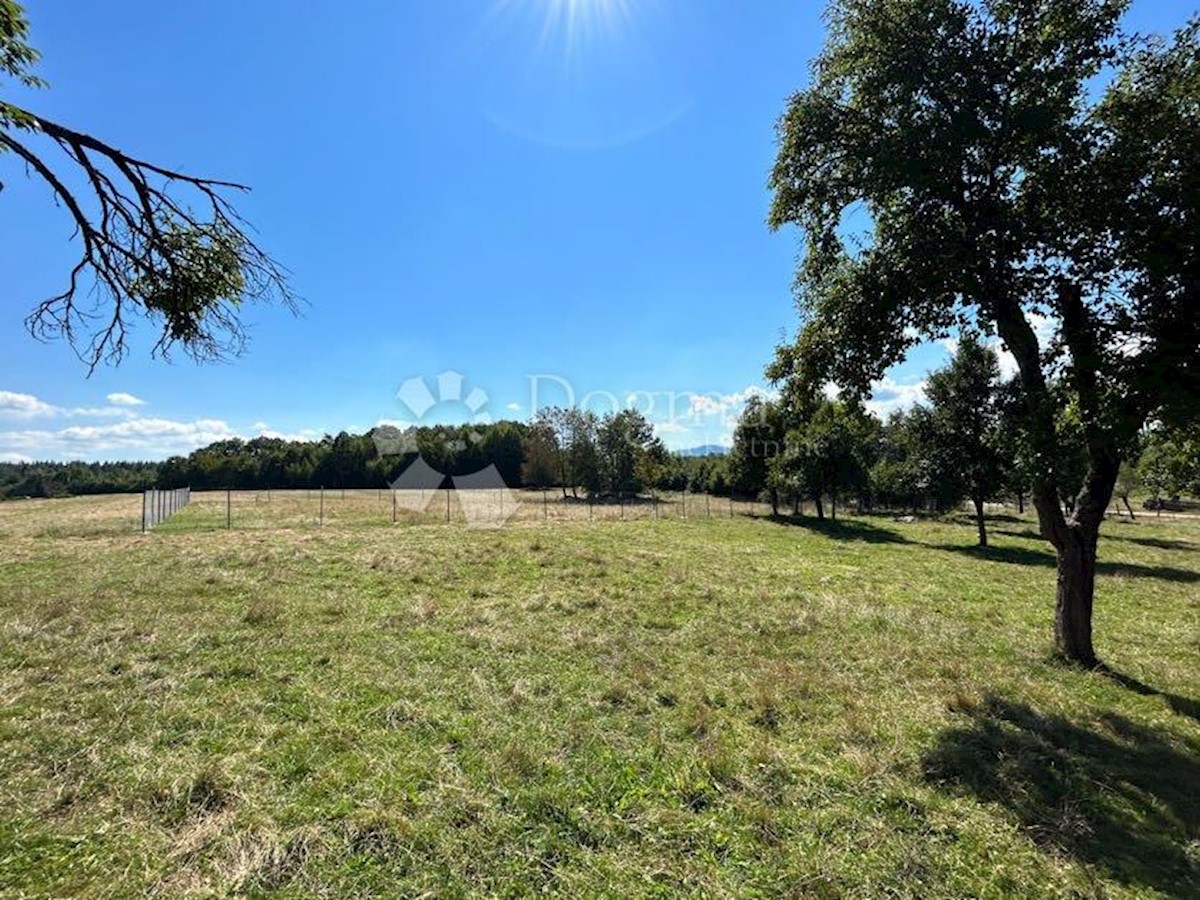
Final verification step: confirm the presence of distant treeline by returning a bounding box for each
[0,461,161,499]
[0,411,733,500]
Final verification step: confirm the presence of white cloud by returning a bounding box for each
[0,417,240,461]
[0,390,142,421]
[684,385,778,422]
[0,452,34,464]
[654,421,689,435]
[0,391,60,420]
[505,402,522,412]
[106,392,146,407]
[865,376,927,417]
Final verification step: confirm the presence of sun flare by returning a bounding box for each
[494,0,640,56]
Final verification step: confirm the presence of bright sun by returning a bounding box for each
[476,0,689,150]
[494,0,639,55]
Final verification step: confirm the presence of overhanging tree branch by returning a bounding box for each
[2,103,295,371]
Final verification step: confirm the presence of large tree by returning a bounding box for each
[1,1,291,368]
[768,0,1199,665]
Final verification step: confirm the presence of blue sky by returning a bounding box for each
[1,0,1192,461]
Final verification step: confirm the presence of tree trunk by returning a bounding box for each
[792,495,799,516]
[831,493,837,521]
[1122,495,1135,520]
[973,496,987,547]
[770,487,779,517]
[1017,491,1024,514]
[1054,525,1099,666]
[991,283,1127,669]
[814,495,825,520]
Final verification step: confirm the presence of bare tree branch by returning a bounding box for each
[2,102,296,371]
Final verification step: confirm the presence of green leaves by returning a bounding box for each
[0,1,43,90]
[130,221,248,346]
[0,2,45,139]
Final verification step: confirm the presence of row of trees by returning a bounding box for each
[0,460,160,499]
[6,363,1192,514]
[0,411,736,500]
[729,336,1200,548]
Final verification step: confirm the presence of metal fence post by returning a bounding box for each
[392,489,397,524]
[142,490,147,533]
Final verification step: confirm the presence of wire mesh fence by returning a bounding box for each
[141,487,191,531]
[145,487,778,533]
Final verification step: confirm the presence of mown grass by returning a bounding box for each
[0,497,1196,896]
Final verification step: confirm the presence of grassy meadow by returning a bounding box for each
[0,493,1196,896]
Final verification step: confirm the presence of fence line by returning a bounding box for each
[142,487,191,531]
[135,487,782,532]
[139,487,1161,533]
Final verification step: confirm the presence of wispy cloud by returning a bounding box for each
[106,392,146,407]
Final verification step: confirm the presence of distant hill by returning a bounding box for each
[678,444,729,458]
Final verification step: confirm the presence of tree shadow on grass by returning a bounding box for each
[994,526,1045,541]
[945,511,1027,526]
[767,514,914,545]
[923,695,1199,895]
[1104,534,1198,553]
[993,527,1196,554]
[1100,668,1200,725]
[930,543,1200,584]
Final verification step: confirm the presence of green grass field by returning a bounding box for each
[0,495,1196,896]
